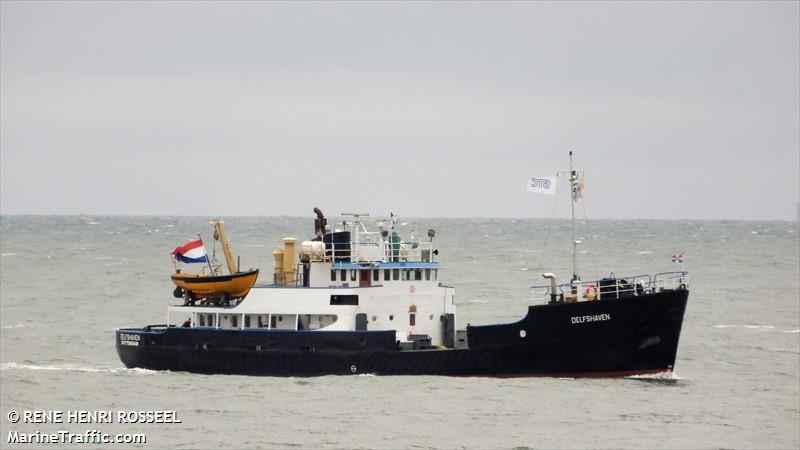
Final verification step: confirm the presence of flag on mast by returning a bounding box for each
[171,239,209,263]
[526,176,557,195]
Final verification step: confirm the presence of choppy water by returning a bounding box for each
[1,216,798,449]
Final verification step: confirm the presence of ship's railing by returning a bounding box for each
[530,271,689,304]
[326,239,436,263]
[274,271,304,286]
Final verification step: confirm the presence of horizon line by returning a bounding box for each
[0,213,797,223]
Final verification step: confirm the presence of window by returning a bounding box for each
[384,269,391,281]
[300,314,338,330]
[232,315,238,328]
[415,269,422,281]
[351,270,357,281]
[199,315,206,327]
[244,315,251,328]
[373,269,379,282]
[330,294,359,305]
[340,270,346,281]
[401,270,409,281]
[425,269,431,281]
[393,269,400,280]
[330,270,336,281]
[409,313,416,326]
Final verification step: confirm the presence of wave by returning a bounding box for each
[715,324,775,330]
[715,324,800,333]
[1,252,19,257]
[3,324,25,329]
[625,371,684,384]
[626,370,681,379]
[0,362,157,374]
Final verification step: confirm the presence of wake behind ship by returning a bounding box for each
[116,155,689,377]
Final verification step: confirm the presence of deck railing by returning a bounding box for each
[530,271,689,304]
[325,239,436,263]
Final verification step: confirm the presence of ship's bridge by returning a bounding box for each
[267,211,443,288]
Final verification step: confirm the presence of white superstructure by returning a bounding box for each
[168,212,457,346]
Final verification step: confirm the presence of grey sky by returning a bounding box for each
[1,1,798,219]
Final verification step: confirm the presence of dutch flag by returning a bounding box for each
[172,238,209,264]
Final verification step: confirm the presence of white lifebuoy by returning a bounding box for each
[584,284,597,300]
[409,284,416,293]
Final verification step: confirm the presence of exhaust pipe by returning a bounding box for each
[542,273,559,304]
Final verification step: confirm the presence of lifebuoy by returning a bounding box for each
[584,284,597,300]
[409,284,416,293]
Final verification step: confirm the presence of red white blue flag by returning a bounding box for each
[172,239,208,263]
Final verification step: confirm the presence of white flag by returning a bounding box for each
[526,176,557,195]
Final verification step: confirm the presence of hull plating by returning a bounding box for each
[116,289,688,377]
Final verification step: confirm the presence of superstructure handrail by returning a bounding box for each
[323,239,436,263]
[530,271,689,304]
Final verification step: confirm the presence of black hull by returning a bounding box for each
[116,289,688,377]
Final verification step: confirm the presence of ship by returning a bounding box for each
[116,154,689,377]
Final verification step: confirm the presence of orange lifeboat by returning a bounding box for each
[172,269,259,303]
[171,220,259,304]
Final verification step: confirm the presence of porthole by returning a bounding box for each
[389,315,394,321]
[371,315,377,322]
[429,314,434,321]
[278,316,283,322]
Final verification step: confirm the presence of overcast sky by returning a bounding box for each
[1,1,798,220]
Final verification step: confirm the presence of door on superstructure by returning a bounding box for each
[359,269,371,287]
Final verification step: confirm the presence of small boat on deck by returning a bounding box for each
[171,220,259,305]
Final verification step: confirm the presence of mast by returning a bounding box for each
[200,233,214,275]
[568,151,579,283]
[209,220,238,275]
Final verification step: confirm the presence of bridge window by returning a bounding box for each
[331,270,336,281]
[373,269,379,282]
[330,294,359,305]
[425,269,431,280]
[415,269,422,281]
[340,270,346,281]
[384,269,391,281]
[351,270,357,281]
[393,269,400,280]
[244,315,251,328]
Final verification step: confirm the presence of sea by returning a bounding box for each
[1,216,798,449]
